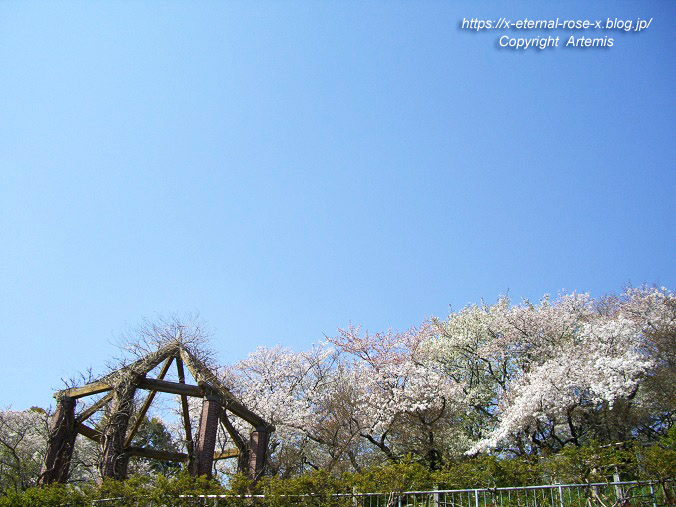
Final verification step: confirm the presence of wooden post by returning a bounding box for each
[247,428,269,481]
[193,395,222,477]
[613,470,624,502]
[39,396,77,485]
[99,379,137,481]
[220,411,249,475]
[176,357,196,471]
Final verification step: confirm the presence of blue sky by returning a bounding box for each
[1,1,674,410]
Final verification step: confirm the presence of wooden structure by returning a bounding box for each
[39,341,274,485]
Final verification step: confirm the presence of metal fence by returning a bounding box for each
[341,481,672,507]
[92,480,674,506]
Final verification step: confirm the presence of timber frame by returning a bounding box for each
[39,341,274,485]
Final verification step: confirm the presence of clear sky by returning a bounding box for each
[1,1,674,410]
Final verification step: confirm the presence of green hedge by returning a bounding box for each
[1,440,674,506]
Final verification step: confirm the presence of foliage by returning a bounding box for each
[255,470,347,507]
[544,442,633,483]
[91,472,223,507]
[0,482,87,507]
[637,426,676,482]
[128,417,183,477]
[433,454,540,489]
[0,441,673,505]
[346,459,432,494]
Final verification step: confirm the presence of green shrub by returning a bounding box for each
[346,459,432,494]
[1,441,673,506]
[433,454,540,489]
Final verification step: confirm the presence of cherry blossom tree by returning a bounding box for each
[222,325,466,474]
[0,408,48,492]
[220,343,349,476]
[328,324,465,468]
[432,286,675,456]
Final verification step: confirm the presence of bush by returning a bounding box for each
[1,441,673,506]
[433,455,539,489]
[0,483,86,507]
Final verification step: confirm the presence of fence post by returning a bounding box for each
[557,485,565,507]
[649,483,658,507]
[474,489,479,507]
[613,471,623,502]
[352,485,358,507]
[433,484,439,507]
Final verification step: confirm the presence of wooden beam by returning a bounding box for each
[179,346,273,431]
[123,446,236,462]
[178,348,202,384]
[205,381,272,431]
[76,392,113,423]
[58,381,111,399]
[127,347,174,378]
[75,422,102,443]
[214,448,239,460]
[176,357,195,460]
[124,357,174,447]
[97,346,174,386]
[137,378,203,397]
[55,347,174,401]
[125,446,188,462]
[220,411,246,451]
